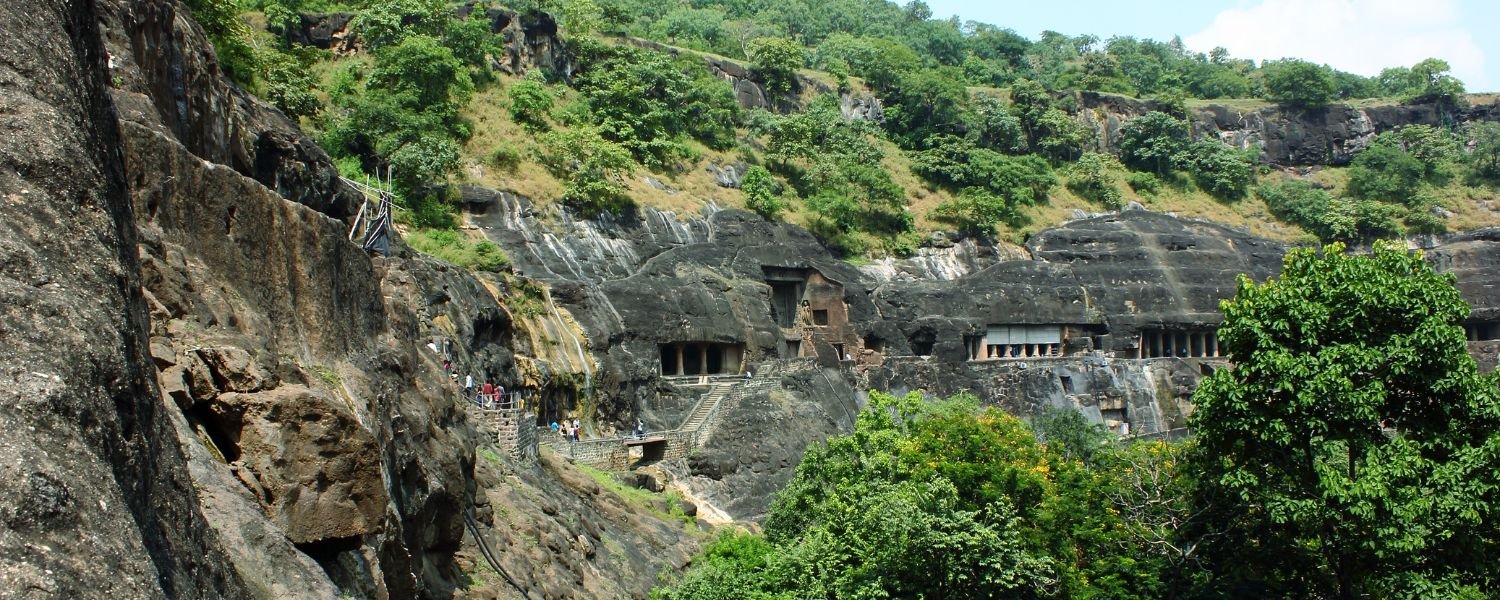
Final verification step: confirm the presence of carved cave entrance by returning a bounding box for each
[660,343,744,376]
[763,267,809,329]
[1137,329,1220,358]
[1468,321,1500,341]
[973,325,1063,360]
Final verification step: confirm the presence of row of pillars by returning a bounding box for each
[660,343,742,376]
[1139,330,1219,359]
[982,343,1061,360]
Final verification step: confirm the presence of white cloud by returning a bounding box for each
[1185,0,1486,89]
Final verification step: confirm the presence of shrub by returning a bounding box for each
[258,48,320,119]
[508,75,554,130]
[1066,153,1124,208]
[740,166,785,219]
[537,127,636,216]
[1119,112,1189,175]
[488,144,522,172]
[1126,171,1161,196]
[406,229,511,272]
[1181,140,1254,201]
[1346,137,1426,203]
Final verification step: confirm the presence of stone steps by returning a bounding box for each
[679,381,736,432]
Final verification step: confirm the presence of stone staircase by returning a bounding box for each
[679,381,736,438]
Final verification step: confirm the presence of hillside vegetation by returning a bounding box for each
[204,0,1500,259]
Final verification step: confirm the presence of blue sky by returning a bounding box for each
[924,0,1497,92]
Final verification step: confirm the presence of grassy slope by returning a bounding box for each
[303,37,1500,254]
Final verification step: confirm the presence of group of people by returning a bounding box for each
[551,418,583,442]
[463,375,519,409]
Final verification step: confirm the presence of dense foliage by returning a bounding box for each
[1188,242,1500,597]
[657,244,1500,599]
[222,0,1493,263]
[655,392,1198,599]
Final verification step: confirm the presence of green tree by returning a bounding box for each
[1182,140,1254,201]
[739,166,784,219]
[1261,58,1336,107]
[1189,242,1500,598]
[355,0,448,49]
[1403,58,1466,105]
[369,34,473,109]
[881,67,967,146]
[965,95,1028,154]
[747,37,806,97]
[508,74,554,130]
[257,47,320,119]
[183,0,258,85]
[1119,111,1189,175]
[1346,134,1427,203]
[537,126,636,215]
[1466,122,1500,181]
[1065,152,1124,208]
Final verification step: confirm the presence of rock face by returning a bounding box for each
[101,0,360,219]
[1076,90,1500,166]
[0,0,244,596]
[466,186,1500,522]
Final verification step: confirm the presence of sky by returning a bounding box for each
[923,0,1498,92]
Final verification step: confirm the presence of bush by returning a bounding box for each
[910,135,1056,206]
[747,37,806,97]
[1257,180,1343,241]
[1181,140,1254,200]
[537,127,636,216]
[1466,122,1500,182]
[1119,112,1189,175]
[258,47,320,119]
[405,193,457,229]
[1404,207,1448,235]
[508,75,554,130]
[1066,153,1124,208]
[488,144,522,172]
[1126,171,1161,196]
[1261,58,1336,107]
[740,166,784,219]
[1346,137,1426,203]
[931,187,1024,235]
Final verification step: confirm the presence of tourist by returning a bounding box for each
[550,421,559,435]
[482,381,495,406]
[464,374,474,396]
[572,418,581,441]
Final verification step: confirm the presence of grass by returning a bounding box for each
[310,364,342,388]
[573,462,699,527]
[406,227,511,271]
[285,24,1500,261]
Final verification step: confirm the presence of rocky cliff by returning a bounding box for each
[3,0,707,598]
[7,0,1500,597]
[1078,90,1500,166]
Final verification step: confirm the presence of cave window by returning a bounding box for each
[833,343,846,360]
[768,282,801,327]
[1059,375,1075,394]
[706,345,724,374]
[682,345,703,376]
[812,309,829,326]
[864,336,884,353]
[911,339,934,356]
[785,339,801,357]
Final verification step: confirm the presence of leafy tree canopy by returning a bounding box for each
[1188,242,1500,598]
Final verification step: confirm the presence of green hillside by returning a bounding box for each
[208,0,1500,259]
